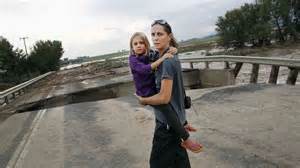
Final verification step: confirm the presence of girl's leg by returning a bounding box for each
[154,104,189,141]
[173,145,191,168]
[150,122,191,168]
[150,123,173,168]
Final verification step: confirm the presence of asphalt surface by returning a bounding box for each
[1,84,299,168]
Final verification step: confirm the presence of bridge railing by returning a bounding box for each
[180,55,300,85]
[0,72,53,106]
[106,55,300,85]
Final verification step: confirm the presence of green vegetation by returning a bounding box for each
[216,0,299,48]
[29,40,64,73]
[178,35,219,53]
[0,36,63,85]
[0,37,26,84]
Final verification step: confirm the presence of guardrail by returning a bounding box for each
[98,55,300,85]
[180,55,300,85]
[0,72,54,106]
[59,54,300,87]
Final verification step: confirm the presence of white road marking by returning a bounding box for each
[6,86,55,168]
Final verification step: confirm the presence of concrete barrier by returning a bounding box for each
[199,69,235,88]
[182,68,235,88]
[182,69,201,88]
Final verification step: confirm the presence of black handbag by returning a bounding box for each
[184,96,191,109]
[179,69,191,109]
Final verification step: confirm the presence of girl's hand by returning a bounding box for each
[162,53,174,60]
[168,47,178,55]
[184,124,197,132]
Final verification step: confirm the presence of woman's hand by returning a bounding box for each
[184,124,197,132]
[168,47,178,55]
[134,93,147,105]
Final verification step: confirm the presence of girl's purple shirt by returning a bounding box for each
[129,50,159,97]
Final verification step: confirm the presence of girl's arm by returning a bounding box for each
[129,56,152,75]
[150,53,172,70]
[167,46,178,55]
[150,47,178,70]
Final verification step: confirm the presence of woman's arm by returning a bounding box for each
[135,74,191,141]
[137,78,173,105]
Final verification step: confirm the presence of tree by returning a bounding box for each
[28,40,64,73]
[216,3,272,47]
[0,37,64,84]
[295,0,300,33]
[216,8,248,47]
[0,36,27,83]
[0,36,15,73]
[259,0,299,41]
[242,3,272,46]
[216,0,299,48]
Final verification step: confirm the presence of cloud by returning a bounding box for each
[0,0,254,59]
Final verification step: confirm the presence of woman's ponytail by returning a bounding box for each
[169,33,178,48]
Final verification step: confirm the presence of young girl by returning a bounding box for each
[129,32,202,153]
[129,32,175,97]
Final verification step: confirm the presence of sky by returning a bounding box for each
[0,0,253,59]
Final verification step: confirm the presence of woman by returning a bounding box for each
[128,32,192,147]
[136,20,203,168]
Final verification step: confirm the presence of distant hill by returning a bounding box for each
[68,34,220,64]
[179,34,219,47]
[178,34,219,53]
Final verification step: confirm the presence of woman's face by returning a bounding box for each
[132,36,146,56]
[151,24,171,51]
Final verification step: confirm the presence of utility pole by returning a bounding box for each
[20,37,29,56]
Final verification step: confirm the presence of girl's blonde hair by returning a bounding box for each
[129,32,150,56]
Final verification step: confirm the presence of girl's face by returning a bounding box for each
[132,36,146,56]
[151,24,171,51]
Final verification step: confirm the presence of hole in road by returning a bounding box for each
[16,81,134,113]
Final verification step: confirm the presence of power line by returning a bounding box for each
[20,37,29,56]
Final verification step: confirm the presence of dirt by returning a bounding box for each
[0,64,130,121]
[248,42,300,59]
